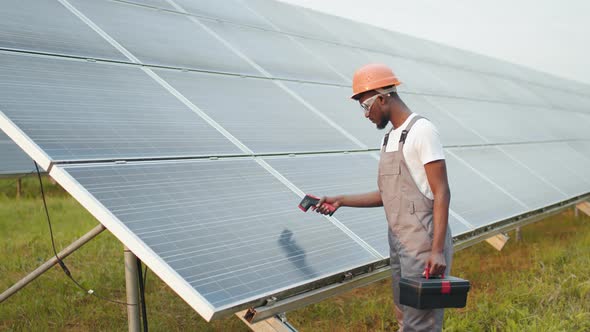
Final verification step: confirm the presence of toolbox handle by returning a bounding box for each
[423,265,445,280]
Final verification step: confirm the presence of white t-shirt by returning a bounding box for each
[380,113,445,200]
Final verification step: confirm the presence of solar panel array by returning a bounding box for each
[1,0,589,321]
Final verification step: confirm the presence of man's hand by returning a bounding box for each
[315,196,341,215]
[425,251,447,276]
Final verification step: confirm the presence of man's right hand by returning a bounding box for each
[315,196,342,215]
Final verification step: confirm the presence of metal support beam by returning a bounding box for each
[244,265,391,324]
[0,224,106,303]
[237,310,298,332]
[515,227,521,242]
[485,233,510,251]
[124,246,141,332]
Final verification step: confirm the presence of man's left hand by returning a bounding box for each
[426,251,447,276]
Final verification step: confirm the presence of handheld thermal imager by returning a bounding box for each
[298,194,336,216]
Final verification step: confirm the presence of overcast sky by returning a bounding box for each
[280,0,590,85]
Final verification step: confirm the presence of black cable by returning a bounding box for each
[137,259,149,332]
[143,265,148,289]
[34,162,131,306]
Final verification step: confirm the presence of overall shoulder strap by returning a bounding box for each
[398,115,424,146]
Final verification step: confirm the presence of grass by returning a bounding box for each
[1,175,589,331]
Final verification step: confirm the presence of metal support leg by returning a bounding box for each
[124,246,141,332]
[0,224,106,303]
[16,177,22,199]
[515,227,521,242]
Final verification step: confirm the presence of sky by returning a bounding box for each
[280,0,590,85]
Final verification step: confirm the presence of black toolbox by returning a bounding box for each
[399,275,470,309]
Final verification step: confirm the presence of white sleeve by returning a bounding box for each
[414,120,445,165]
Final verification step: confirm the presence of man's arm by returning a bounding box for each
[315,191,383,215]
[424,159,451,276]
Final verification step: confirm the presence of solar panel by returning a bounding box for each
[301,10,383,51]
[444,150,528,226]
[292,37,369,81]
[0,0,125,61]
[116,0,176,11]
[280,81,386,149]
[54,158,379,317]
[264,153,389,256]
[155,69,361,153]
[0,52,242,162]
[449,146,568,210]
[68,0,260,75]
[0,132,34,176]
[172,0,274,28]
[362,50,452,96]
[568,141,590,159]
[399,94,487,147]
[499,143,590,197]
[426,96,564,144]
[202,19,347,83]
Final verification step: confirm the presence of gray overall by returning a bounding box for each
[378,115,453,332]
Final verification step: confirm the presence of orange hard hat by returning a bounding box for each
[350,63,401,99]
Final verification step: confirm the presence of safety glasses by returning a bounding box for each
[359,87,397,112]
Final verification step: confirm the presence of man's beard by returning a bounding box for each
[376,116,389,130]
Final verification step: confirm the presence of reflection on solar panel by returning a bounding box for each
[1,0,588,322]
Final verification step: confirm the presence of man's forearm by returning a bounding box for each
[431,188,451,253]
[336,191,383,208]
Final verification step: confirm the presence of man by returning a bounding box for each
[315,63,453,332]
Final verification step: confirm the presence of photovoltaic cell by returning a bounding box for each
[69,0,260,76]
[61,159,377,310]
[0,53,241,161]
[0,0,125,61]
[155,69,360,153]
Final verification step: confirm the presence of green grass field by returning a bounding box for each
[1,176,589,331]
